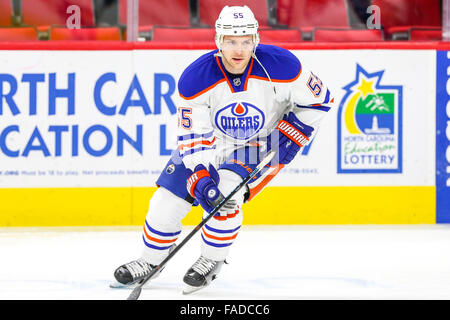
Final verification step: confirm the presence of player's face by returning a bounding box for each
[220,35,254,74]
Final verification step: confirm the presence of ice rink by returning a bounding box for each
[1,224,449,300]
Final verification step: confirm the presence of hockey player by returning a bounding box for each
[113,5,334,294]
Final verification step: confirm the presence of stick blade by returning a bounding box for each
[127,287,142,300]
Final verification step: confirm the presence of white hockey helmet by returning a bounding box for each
[215,5,260,50]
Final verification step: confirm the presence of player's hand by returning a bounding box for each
[186,164,224,213]
[267,112,314,165]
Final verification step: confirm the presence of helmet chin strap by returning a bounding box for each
[214,34,223,58]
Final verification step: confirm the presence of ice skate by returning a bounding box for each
[110,258,161,289]
[182,256,225,294]
[111,244,176,289]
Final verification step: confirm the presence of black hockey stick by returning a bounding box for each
[127,150,276,300]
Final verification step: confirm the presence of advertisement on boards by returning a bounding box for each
[0,49,435,190]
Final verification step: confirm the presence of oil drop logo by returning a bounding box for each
[338,64,403,173]
[215,102,265,140]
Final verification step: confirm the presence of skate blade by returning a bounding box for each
[110,281,135,289]
[182,284,207,295]
[109,279,151,289]
[110,281,143,289]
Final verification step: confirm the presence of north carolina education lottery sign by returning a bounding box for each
[338,64,403,173]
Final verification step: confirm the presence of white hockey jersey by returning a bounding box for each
[176,44,334,171]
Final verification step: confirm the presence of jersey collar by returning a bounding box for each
[215,55,254,93]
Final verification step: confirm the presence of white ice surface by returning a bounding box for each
[0,225,449,300]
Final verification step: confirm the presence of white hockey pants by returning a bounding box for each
[140,169,246,264]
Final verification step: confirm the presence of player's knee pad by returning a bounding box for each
[141,187,191,262]
[217,169,246,207]
[146,187,192,228]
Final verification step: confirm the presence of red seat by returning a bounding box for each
[313,28,383,42]
[151,27,215,42]
[22,0,95,27]
[119,0,190,27]
[49,27,122,41]
[372,0,441,37]
[198,0,269,27]
[151,27,302,43]
[259,28,302,43]
[0,0,12,26]
[277,0,349,32]
[0,27,38,41]
[409,28,442,41]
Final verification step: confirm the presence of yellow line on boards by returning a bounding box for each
[0,186,435,227]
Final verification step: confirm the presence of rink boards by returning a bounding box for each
[0,42,448,225]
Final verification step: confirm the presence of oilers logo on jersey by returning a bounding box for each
[214,102,265,140]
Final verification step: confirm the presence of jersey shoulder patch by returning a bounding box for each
[251,44,302,82]
[178,50,224,100]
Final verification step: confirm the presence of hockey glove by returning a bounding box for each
[186,164,224,213]
[267,112,314,165]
